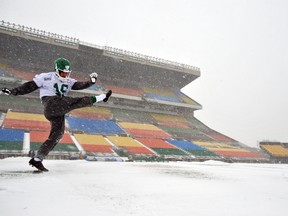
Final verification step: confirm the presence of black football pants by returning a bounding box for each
[36,96,93,160]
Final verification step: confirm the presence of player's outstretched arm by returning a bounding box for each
[72,72,98,90]
[1,81,39,96]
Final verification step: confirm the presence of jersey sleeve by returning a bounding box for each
[33,73,46,87]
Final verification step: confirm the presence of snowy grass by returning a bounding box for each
[1,157,288,216]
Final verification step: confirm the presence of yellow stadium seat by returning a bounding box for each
[74,134,111,146]
[118,122,161,131]
[5,111,47,122]
[106,136,142,147]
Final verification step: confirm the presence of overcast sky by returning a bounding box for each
[1,0,288,147]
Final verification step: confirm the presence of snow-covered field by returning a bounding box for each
[1,157,288,216]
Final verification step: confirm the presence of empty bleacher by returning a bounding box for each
[3,111,50,131]
[29,130,78,153]
[73,133,114,155]
[212,148,264,159]
[66,117,126,135]
[161,126,215,142]
[207,131,236,143]
[151,113,215,142]
[69,107,113,120]
[107,136,155,155]
[260,143,288,158]
[136,138,188,156]
[8,68,37,81]
[143,87,183,103]
[111,108,155,123]
[176,90,201,106]
[195,141,264,160]
[151,113,191,128]
[0,128,24,151]
[118,122,172,139]
[166,139,218,157]
[0,95,43,114]
[0,70,5,76]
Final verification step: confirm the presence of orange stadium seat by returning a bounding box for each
[81,145,113,153]
[30,131,78,152]
[3,111,50,131]
[210,148,264,158]
[124,146,155,155]
[30,131,74,143]
[136,138,176,149]
[3,119,50,131]
[208,132,235,142]
[9,69,37,80]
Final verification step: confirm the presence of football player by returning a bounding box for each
[1,58,112,171]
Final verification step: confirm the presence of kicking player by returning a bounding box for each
[1,58,112,171]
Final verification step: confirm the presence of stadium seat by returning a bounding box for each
[30,131,78,152]
[260,145,288,157]
[136,138,188,156]
[70,107,113,120]
[0,128,24,151]
[143,88,183,103]
[67,117,126,135]
[151,113,191,129]
[210,148,264,158]
[118,122,172,139]
[106,136,155,155]
[74,133,114,153]
[8,69,36,80]
[3,111,50,131]
[111,108,155,123]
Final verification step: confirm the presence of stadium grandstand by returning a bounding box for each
[259,141,288,163]
[0,20,274,162]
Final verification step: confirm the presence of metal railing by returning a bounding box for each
[0,20,79,44]
[103,46,200,73]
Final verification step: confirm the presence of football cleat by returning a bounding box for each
[103,90,112,102]
[29,158,49,172]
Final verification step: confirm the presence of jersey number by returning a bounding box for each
[54,83,68,97]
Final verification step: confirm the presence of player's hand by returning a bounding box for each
[1,88,12,95]
[89,72,98,83]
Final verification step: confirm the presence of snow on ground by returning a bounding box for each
[0,157,288,216]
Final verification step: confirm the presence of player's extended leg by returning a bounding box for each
[42,90,112,118]
[29,115,65,171]
[42,96,93,117]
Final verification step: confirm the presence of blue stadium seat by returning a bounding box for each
[146,93,183,103]
[66,117,126,135]
[0,129,24,151]
[0,128,24,141]
[88,84,103,91]
[166,139,204,150]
